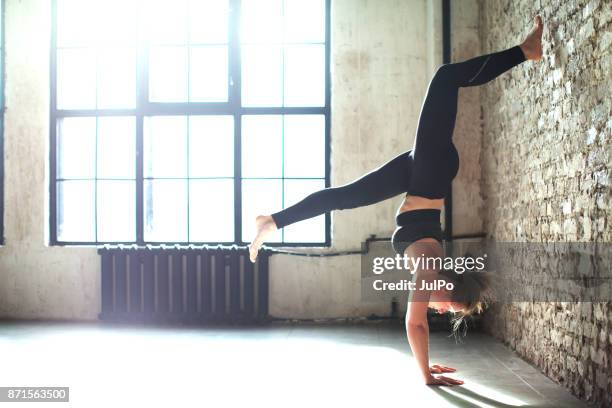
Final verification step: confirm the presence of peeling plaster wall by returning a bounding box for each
[479,0,612,405]
[0,0,100,319]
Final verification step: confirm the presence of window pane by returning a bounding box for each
[240,0,282,44]
[241,45,283,107]
[149,46,188,102]
[57,0,96,47]
[189,179,234,242]
[144,116,187,178]
[97,180,135,242]
[58,0,138,46]
[144,179,187,242]
[284,44,325,107]
[143,0,188,45]
[57,117,96,179]
[97,116,136,179]
[97,47,137,109]
[189,116,234,178]
[97,0,138,46]
[57,48,96,109]
[189,0,229,44]
[283,179,325,243]
[284,115,325,178]
[241,115,282,178]
[53,0,328,245]
[241,179,282,243]
[189,46,228,102]
[284,0,326,43]
[57,180,95,241]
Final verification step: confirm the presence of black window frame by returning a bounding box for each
[49,0,331,247]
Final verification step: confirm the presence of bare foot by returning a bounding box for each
[520,16,544,61]
[248,215,277,263]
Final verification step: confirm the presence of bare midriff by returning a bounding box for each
[397,194,444,215]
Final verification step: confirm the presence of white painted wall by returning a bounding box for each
[0,0,100,319]
[0,0,477,320]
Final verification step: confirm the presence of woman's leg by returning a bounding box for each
[416,16,543,151]
[271,152,412,229]
[266,41,530,230]
[248,151,414,261]
[414,46,528,153]
[250,17,544,261]
[407,17,542,198]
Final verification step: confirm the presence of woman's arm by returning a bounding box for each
[406,298,432,381]
[406,275,463,386]
[406,269,435,381]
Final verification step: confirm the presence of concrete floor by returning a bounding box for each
[0,321,588,408]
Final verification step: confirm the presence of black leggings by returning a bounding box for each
[271,46,526,229]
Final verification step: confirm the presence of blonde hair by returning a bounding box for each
[438,269,492,337]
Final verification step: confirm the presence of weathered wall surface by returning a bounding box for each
[451,0,484,236]
[0,0,100,320]
[479,0,611,405]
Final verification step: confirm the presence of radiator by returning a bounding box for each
[98,247,269,323]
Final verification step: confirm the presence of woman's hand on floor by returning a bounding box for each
[429,364,456,374]
[425,374,464,386]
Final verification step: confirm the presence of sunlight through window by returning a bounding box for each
[52,0,329,245]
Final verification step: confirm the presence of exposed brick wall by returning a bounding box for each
[478,0,611,406]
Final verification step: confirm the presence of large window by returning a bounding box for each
[50,0,330,246]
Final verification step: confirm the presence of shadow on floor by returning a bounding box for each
[431,386,557,408]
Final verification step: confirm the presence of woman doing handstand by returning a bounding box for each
[248,16,544,386]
